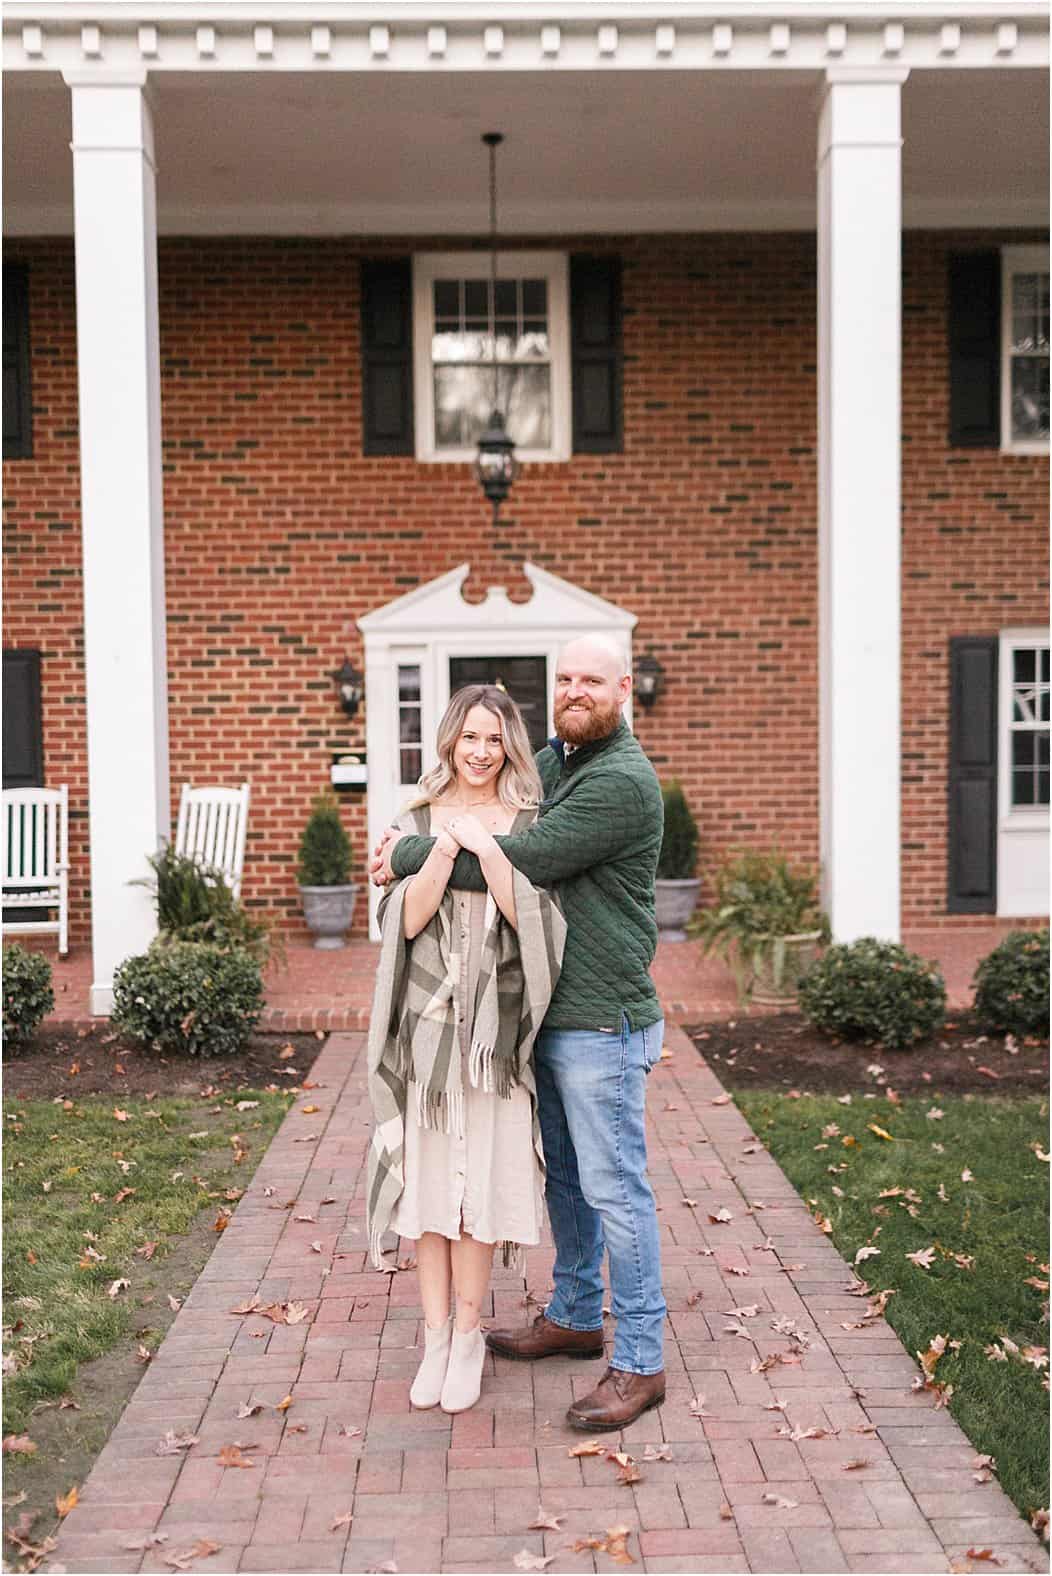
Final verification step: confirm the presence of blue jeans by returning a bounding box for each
[534,1015,666,1376]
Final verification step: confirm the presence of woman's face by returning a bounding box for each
[452,704,506,792]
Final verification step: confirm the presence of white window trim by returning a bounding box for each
[1000,243,1050,456]
[412,250,572,464]
[998,625,1050,831]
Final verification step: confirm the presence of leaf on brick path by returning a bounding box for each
[710,1093,732,1106]
[309,1240,324,1253]
[294,1211,317,1223]
[229,1295,261,1315]
[113,1107,130,1122]
[964,1551,1002,1565]
[722,1304,761,1319]
[842,1458,871,1471]
[681,1198,699,1209]
[961,1168,975,1182]
[778,1424,836,1442]
[568,1438,607,1457]
[741,1142,762,1155]
[107,1277,131,1299]
[1030,1507,1050,1541]
[763,1396,788,1411]
[364,1564,399,1574]
[528,1505,566,1530]
[263,1185,276,1197]
[155,1428,200,1457]
[762,1492,799,1509]
[663,1102,680,1112]
[275,1394,294,1411]
[238,1402,264,1419]
[217,1444,256,1469]
[293,1134,319,1143]
[287,1423,308,1434]
[718,1500,735,1520]
[124,1533,170,1550]
[689,1393,712,1418]
[906,1245,937,1271]
[337,1424,362,1438]
[570,1536,606,1553]
[164,1539,223,1571]
[613,1458,642,1484]
[727,1265,751,1277]
[642,1443,673,1462]
[853,1423,878,1435]
[708,1206,733,1223]
[685,1290,704,1309]
[328,1510,354,1532]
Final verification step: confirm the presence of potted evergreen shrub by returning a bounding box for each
[692,848,829,1005]
[297,793,357,949]
[655,781,701,940]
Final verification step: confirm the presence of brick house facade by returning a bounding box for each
[4,3,1045,1008]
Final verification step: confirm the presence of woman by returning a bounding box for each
[366,685,565,1415]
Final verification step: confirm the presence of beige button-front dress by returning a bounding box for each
[390,820,546,1249]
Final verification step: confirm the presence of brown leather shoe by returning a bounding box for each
[484,1312,605,1362]
[566,1365,666,1431]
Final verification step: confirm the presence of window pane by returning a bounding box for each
[1013,769,1036,806]
[1014,648,1037,684]
[1011,354,1050,442]
[1012,732,1038,770]
[1012,273,1051,353]
[398,666,421,703]
[433,364,551,449]
[464,280,488,319]
[1039,771,1051,807]
[433,330,487,363]
[521,279,547,317]
[400,747,422,786]
[494,279,516,317]
[1041,649,1050,684]
[433,280,459,318]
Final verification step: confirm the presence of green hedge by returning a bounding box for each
[112,941,263,1057]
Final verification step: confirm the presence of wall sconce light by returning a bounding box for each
[634,653,665,710]
[331,657,364,718]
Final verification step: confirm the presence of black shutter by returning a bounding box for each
[948,252,1000,448]
[3,263,32,460]
[360,259,414,456]
[2,649,43,788]
[570,255,623,454]
[947,636,998,914]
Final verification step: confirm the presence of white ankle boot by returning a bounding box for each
[410,1316,453,1409]
[440,1324,486,1413]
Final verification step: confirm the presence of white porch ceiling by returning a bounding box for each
[3,64,1048,234]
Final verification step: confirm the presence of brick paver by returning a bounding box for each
[46,1027,1048,1575]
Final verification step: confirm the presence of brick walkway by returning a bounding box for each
[47,1028,1047,1576]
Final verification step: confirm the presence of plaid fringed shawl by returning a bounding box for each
[367,809,566,1267]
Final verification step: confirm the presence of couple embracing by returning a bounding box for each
[366,635,667,1429]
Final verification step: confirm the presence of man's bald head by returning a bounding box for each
[553,634,632,745]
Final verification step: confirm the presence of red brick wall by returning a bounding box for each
[3,231,1047,946]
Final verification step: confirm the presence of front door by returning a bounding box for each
[448,655,549,754]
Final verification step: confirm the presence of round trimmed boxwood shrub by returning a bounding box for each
[972,929,1049,1037]
[111,940,263,1057]
[3,944,54,1054]
[797,936,946,1051]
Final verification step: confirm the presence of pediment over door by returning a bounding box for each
[357,561,637,641]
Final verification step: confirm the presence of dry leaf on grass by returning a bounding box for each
[528,1506,565,1531]
[866,1124,895,1142]
[2,1434,37,1455]
[54,1485,78,1518]
[906,1246,937,1270]
[512,1553,554,1573]
[854,1246,880,1266]
[762,1492,799,1509]
[107,1277,131,1298]
[1030,1508,1049,1541]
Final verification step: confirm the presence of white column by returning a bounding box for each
[65,73,169,1014]
[818,68,907,943]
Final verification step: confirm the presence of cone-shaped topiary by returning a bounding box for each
[658,780,699,880]
[297,793,354,887]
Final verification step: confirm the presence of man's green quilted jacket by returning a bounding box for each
[389,717,665,1030]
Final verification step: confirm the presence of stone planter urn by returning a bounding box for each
[299,883,359,950]
[749,930,824,1006]
[654,877,702,942]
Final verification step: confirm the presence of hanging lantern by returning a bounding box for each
[473,131,519,521]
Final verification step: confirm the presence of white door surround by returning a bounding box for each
[357,562,637,937]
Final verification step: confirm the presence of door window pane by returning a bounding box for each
[1008,642,1051,809]
[398,663,422,787]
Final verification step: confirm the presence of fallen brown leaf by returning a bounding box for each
[54,1485,78,1518]
[512,1552,554,1572]
[762,1492,799,1509]
[568,1438,606,1457]
[155,1430,199,1456]
[164,1538,222,1571]
[217,1444,255,1468]
[2,1434,36,1455]
[528,1506,565,1532]
[330,1511,353,1532]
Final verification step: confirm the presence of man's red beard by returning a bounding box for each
[554,696,621,745]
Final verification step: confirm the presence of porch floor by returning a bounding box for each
[42,926,1016,1031]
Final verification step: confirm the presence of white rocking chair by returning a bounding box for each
[2,786,70,956]
[174,782,251,899]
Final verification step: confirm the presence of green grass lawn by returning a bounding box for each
[734,1089,1050,1523]
[2,1088,292,1436]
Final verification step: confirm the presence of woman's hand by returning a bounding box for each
[446,814,498,857]
[434,827,460,861]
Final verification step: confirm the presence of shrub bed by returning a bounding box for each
[972,930,1050,1037]
[798,936,946,1050]
[2,945,54,1054]
[112,941,263,1057]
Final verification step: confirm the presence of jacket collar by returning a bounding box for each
[548,715,629,773]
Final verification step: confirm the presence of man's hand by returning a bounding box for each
[369,828,405,887]
[446,814,497,858]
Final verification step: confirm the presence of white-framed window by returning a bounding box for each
[999,628,1050,821]
[397,662,423,788]
[412,252,571,464]
[1001,245,1050,454]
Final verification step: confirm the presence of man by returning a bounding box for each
[371,634,667,1430]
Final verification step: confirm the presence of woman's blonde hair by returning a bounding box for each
[407,685,541,810]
